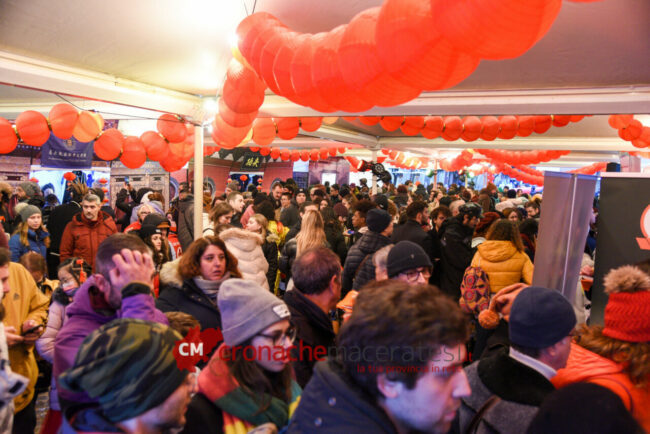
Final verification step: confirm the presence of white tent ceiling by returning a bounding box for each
[0,0,649,164]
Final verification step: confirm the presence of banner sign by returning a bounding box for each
[241,152,263,169]
[591,173,650,324]
[41,133,94,168]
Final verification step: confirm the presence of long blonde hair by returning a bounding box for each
[17,220,50,248]
[296,210,326,257]
[249,213,268,239]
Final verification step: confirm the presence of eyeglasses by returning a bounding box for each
[257,325,297,346]
[401,267,432,283]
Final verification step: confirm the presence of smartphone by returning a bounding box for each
[22,324,43,336]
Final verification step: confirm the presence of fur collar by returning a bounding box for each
[159,258,183,287]
[477,348,555,406]
[219,227,263,248]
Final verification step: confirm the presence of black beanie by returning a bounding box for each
[366,208,392,233]
[387,241,433,278]
[507,189,517,199]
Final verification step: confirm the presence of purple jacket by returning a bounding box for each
[53,275,168,408]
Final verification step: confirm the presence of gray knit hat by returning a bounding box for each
[19,181,40,198]
[18,204,41,222]
[218,279,290,346]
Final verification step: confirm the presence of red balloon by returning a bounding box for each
[461,116,482,141]
[252,118,276,146]
[219,98,258,128]
[222,59,267,114]
[299,117,322,132]
[16,110,50,147]
[275,117,300,140]
[157,114,186,143]
[94,128,124,160]
[0,117,17,154]
[141,131,169,162]
[431,0,561,60]
[120,136,147,169]
[49,103,78,140]
[441,116,463,141]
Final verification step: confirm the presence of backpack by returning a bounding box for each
[459,262,491,317]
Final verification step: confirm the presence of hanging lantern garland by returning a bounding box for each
[607,115,650,149]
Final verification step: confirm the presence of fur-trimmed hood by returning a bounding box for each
[219,227,263,252]
[159,258,183,288]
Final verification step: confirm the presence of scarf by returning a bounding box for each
[193,273,230,304]
[198,344,301,433]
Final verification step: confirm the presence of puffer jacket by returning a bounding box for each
[3,263,49,412]
[470,240,534,293]
[219,227,269,290]
[9,228,49,262]
[342,231,392,295]
[177,195,195,251]
[59,211,117,269]
[553,343,650,432]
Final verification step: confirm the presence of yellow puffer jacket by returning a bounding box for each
[470,240,534,293]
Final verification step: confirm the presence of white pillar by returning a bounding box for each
[193,125,204,240]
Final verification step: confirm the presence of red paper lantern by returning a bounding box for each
[29,177,39,183]
[269,147,281,159]
[94,128,124,160]
[619,120,643,141]
[0,117,18,154]
[310,149,319,161]
[498,116,519,139]
[280,149,291,161]
[338,147,347,154]
[441,116,463,141]
[141,131,169,162]
[212,116,250,149]
[249,147,260,152]
[328,147,338,157]
[120,136,147,169]
[290,33,336,113]
[461,116,482,141]
[517,116,535,137]
[240,175,248,181]
[259,31,299,95]
[259,146,271,156]
[72,111,104,143]
[480,116,500,141]
[359,116,381,126]
[237,13,282,62]
[608,114,633,130]
[431,0,561,60]
[252,118,276,146]
[320,148,330,160]
[63,172,76,181]
[299,117,322,132]
[157,114,186,143]
[552,115,571,127]
[380,116,404,132]
[49,103,78,140]
[16,111,50,147]
[98,178,108,184]
[396,152,406,164]
[401,116,425,136]
[533,115,552,134]
[300,150,310,161]
[631,127,650,149]
[273,34,310,104]
[275,117,300,140]
[422,116,444,139]
[222,59,267,114]
[290,150,300,162]
[247,21,288,75]
[218,98,258,128]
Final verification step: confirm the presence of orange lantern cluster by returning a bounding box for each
[232,1,604,113]
[475,149,570,166]
[256,145,346,162]
[608,115,650,149]
[439,150,479,172]
[379,149,430,170]
[494,162,544,186]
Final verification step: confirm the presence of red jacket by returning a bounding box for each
[59,211,117,269]
[553,342,650,432]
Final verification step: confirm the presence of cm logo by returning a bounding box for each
[178,342,204,356]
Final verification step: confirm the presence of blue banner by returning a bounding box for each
[41,133,94,168]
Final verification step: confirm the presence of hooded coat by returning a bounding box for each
[2,262,49,412]
[9,228,49,262]
[59,211,117,269]
[53,276,167,411]
[470,240,534,293]
[219,228,269,291]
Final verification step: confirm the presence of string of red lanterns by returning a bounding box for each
[607,115,650,149]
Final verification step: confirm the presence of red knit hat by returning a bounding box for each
[602,265,650,343]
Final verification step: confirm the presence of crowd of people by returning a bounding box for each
[0,176,646,433]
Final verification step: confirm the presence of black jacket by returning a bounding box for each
[156,278,221,332]
[324,225,348,264]
[47,202,81,253]
[279,238,297,278]
[439,217,475,300]
[283,289,335,388]
[280,205,300,229]
[342,231,391,294]
[262,239,278,291]
[177,195,195,251]
[286,220,301,242]
[288,360,398,434]
[115,188,137,228]
[391,219,434,259]
[181,393,225,434]
[428,226,444,286]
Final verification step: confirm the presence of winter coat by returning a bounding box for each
[115,187,137,229]
[470,241,534,293]
[286,220,301,243]
[439,217,475,300]
[36,287,74,412]
[59,211,117,269]
[457,348,555,434]
[391,219,434,260]
[201,212,213,236]
[288,360,398,434]
[0,321,28,433]
[9,228,49,262]
[324,225,348,264]
[552,343,650,432]
[495,198,525,213]
[156,260,223,332]
[280,205,300,229]
[219,227,269,290]
[284,289,336,388]
[279,238,297,277]
[123,220,141,233]
[262,238,279,292]
[342,231,392,294]
[2,262,49,412]
[54,276,167,411]
[177,194,195,251]
[47,202,81,254]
